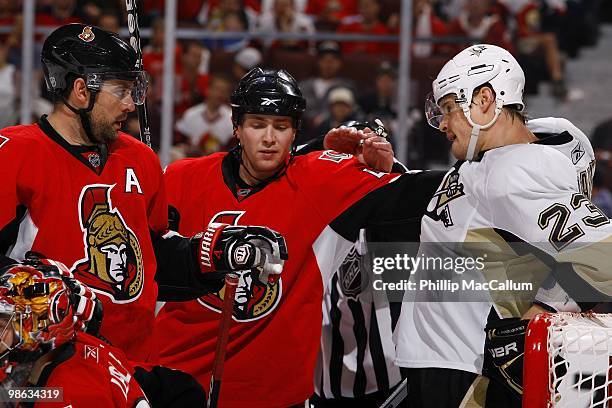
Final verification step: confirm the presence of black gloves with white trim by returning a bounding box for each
[192,223,288,284]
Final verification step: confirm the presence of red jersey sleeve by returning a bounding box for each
[296,151,399,226]
[0,126,40,232]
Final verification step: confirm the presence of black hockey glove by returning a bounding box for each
[483,318,528,400]
[192,223,288,284]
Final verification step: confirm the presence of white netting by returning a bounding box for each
[547,313,612,408]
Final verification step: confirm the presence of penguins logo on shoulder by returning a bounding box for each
[426,166,465,227]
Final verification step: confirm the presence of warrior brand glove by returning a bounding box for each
[22,252,103,335]
[483,318,528,400]
[192,223,288,284]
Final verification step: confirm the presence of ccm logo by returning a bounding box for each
[233,245,251,266]
[490,342,518,358]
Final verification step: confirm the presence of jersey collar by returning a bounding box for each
[38,115,108,175]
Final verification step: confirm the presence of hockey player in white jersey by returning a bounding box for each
[392,44,612,408]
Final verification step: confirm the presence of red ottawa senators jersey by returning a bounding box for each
[28,332,150,407]
[0,117,167,366]
[156,150,442,407]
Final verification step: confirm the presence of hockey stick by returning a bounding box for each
[207,273,239,408]
[125,0,152,148]
[379,377,408,408]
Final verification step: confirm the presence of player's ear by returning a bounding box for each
[476,86,495,114]
[70,77,89,107]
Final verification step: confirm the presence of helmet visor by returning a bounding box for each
[425,92,444,130]
[89,71,149,105]
[424,92,464,131]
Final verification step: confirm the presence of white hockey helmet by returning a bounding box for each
[426,44,525,160]
[433,44,525,109]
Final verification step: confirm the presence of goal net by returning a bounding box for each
[523,312,612,408]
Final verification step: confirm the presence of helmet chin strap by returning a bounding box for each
[461,99,504,161]
[61,91,99,145]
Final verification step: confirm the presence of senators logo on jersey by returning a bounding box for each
[73,185,144,303]
[197,210,281,322]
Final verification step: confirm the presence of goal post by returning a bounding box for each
[523,312,612,408]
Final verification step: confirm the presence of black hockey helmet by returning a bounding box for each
[41,24,147,104]
[230,68,306,129]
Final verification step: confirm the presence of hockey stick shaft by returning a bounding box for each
[125,0,152,149]
[379,377,408,408]
[208,273,239,408]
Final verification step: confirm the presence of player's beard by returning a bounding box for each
[87,111,119,144]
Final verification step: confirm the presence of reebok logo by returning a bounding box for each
[261,97,281,106]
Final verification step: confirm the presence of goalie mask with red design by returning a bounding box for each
[0,260,78,360]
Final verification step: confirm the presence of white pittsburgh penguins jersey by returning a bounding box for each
[395,118,609,374]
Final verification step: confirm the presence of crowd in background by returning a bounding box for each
[0,0,611,213]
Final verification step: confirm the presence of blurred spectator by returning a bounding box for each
[262,0,307,14]
[298,41,355,138]
[336,0,392,55]
[174,74,235,157]
[405,0,451,57]
[175,41,210,116]
[592,169,612,217]
[314,86,362,138]
[591,116,612,216]
[143,0,208,26]
[446,0,514,53]
[97,10,121,34]
[257,0,316,52]
[357,60,396,124]
[499,0,568,100]
[204,10,250,52]
[5,15,44,72]
[0,0,17,40]
[205,0,257,33]
[233,47,263,80]
[306,0,358,31]
[36,0,83,26]
[0,41,17,128]
[592,116,612,153]
[142,18,182,102]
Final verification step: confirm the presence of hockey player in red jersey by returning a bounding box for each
[154,68,445,406]
[0,24,287,406]
[0,255,150,407]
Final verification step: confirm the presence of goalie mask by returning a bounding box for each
[425,44,525,161]
[0,259,78,360]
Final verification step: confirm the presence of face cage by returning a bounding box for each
[85,71,149,105]
[0,312,25,360]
